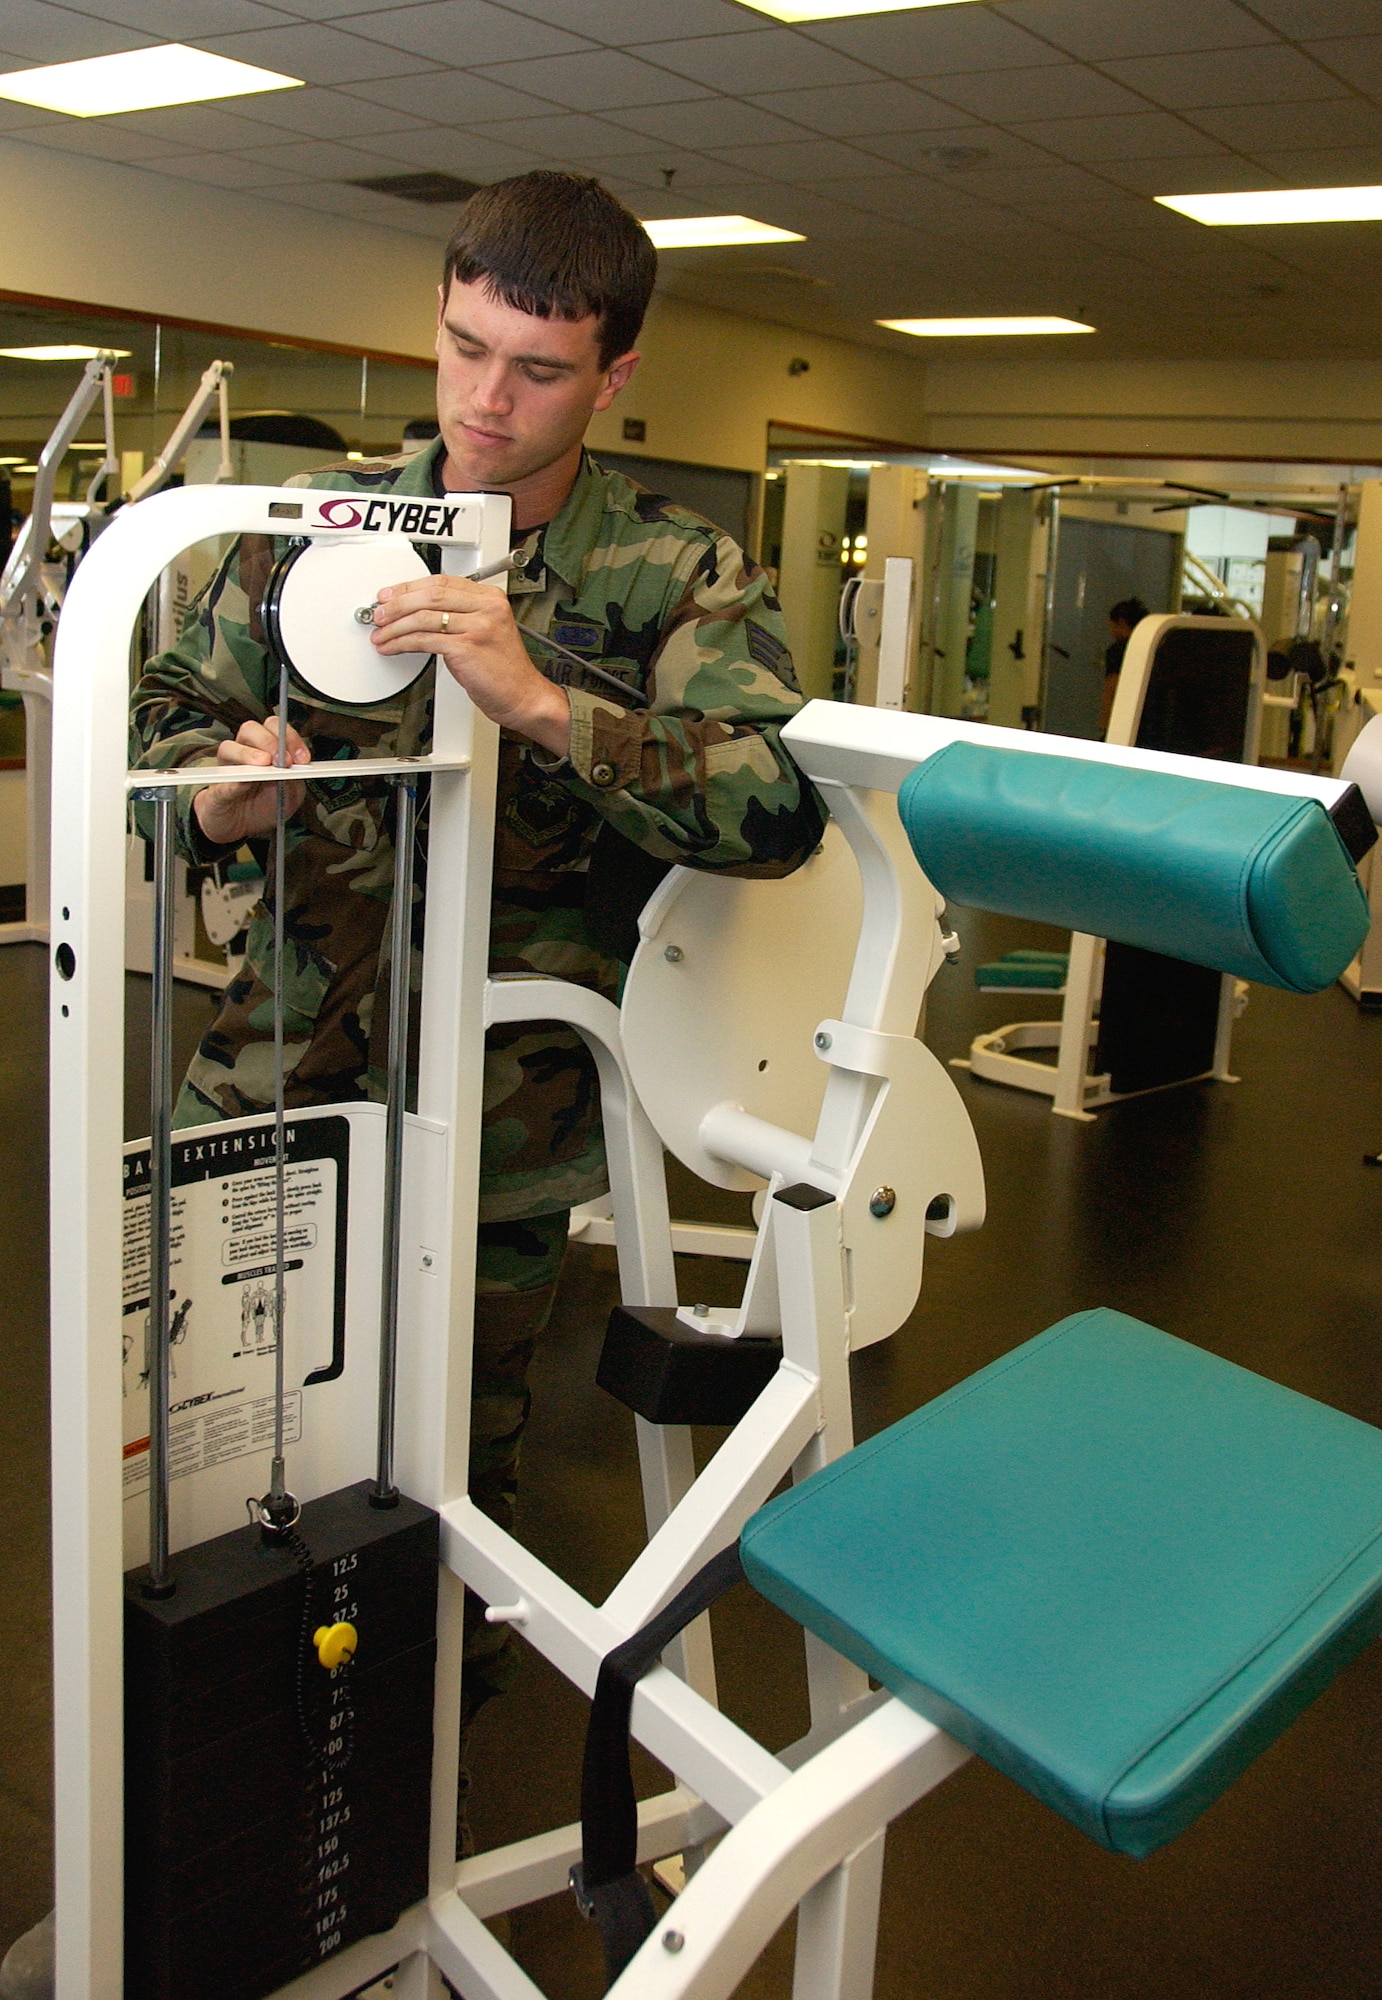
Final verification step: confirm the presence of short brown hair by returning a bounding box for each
[443,171,657,368]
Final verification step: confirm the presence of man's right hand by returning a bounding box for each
[192,716,311,846]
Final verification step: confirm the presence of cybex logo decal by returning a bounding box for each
[316,497,364,528]
[311,497,463,538]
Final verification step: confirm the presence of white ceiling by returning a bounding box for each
[3,0,1382,360]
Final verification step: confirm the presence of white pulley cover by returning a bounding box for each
[267,534,434,707]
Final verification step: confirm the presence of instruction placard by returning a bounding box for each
[122,1117,350,1497]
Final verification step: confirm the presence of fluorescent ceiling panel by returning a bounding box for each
[879,316,1094,336]
[1156,185,1382,225]
[739,0,976,18]
[0,45,303,118]
[642,215,806,248]
[0,345,132,360]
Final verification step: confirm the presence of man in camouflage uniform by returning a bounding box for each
[135,178,820,1760]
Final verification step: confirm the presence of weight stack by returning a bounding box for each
[125,1482,438,2000]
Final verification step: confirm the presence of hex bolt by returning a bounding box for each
[662,1931,685,1954]
[869,1186,897,1219]
[664,944,684,963]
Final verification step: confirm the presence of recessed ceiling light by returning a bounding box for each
[1155,185,1382,225]
[0,344,132,361]
[641,215,806,249]
[0,456,26,467]
[739,0,975,18]
[0,44,302,118]
[878,316,1094,337]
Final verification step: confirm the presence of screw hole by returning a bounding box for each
[61,906,70,921]
[54,942,76,981]
[60,1004,69,1018]
[757,1058,768,1071]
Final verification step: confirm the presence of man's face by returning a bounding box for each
[435,275,638,491]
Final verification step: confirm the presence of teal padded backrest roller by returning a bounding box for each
[897,742,1368,993]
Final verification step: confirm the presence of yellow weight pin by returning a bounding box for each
[313,1621,358,1670]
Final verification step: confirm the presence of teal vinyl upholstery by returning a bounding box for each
[896,743,1368,992]
[741,1310,1382,1858]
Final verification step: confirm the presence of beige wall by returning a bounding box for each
[921,356,1382,464]
[586,292,927,473]
[0,134,443,358]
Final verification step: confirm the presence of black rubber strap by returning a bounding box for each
[573,1541,746,1985]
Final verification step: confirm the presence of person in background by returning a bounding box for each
[1100,596,1150,737]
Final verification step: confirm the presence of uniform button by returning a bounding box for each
[590,761,617,788]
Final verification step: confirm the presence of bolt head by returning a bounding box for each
[814,1030,832,1050]
[869,1186,897,1219]
[664,944,684,963]
[662,1930,685,1954]
[693,1302,709,1317]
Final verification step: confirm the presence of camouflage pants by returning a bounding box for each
[462,1208,570,1732]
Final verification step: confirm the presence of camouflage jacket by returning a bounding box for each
[132,441,824,1222]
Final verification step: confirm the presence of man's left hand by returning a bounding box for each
[370,574,571,758]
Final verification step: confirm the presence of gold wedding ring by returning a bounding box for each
[439,610,450,633]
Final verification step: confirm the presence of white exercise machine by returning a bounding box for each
[48,482,1382,2000]
[961,612,1267,1118]
[0,352,235,977]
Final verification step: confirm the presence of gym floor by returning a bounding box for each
[3,904,1382,1998]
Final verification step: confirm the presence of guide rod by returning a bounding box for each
[372,775,415,1508]
[144,789,177,1596]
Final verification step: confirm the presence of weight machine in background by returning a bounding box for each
[958,613,1269,1118]
[0,350,237,982]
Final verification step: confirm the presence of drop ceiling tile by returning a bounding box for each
[339,124,541,172]
[462,110,653,157]
[852,124,1056,170]
[638,29,874,93]
[952,160,1133,207]
[637,189,769,225]
[0,1,155,63]
[340,2,594,68]
[12,120,185,160]
[801,8,1067,78]
[0,100,61,132]
[101,102,295,148]
[1187,95,1382,148]
[1304,36,1382,101]
[1016,109,1232,161]
[143,149,312,187]
[926,64,1148,123]
[474,50,717,111]
[343,70,556,121]
[1098,152,1289,193]
[561,148,710,182]
[221,133,424,175]
[601,98,811,148]
[742,80,971,138]
[500,0,761,42]
[1097,44,1344,110]
[706,136,904,183]
[839,174,1011,231]
[221,82,430,135]
[1236,0,1382,33]
[993,0,1273,62]
[188,22,441,84]
[1245,144,1382,180]
[75,0,295,34]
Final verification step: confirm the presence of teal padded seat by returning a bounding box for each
[896,743,1369,993]
[740,1310,1382,1858]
